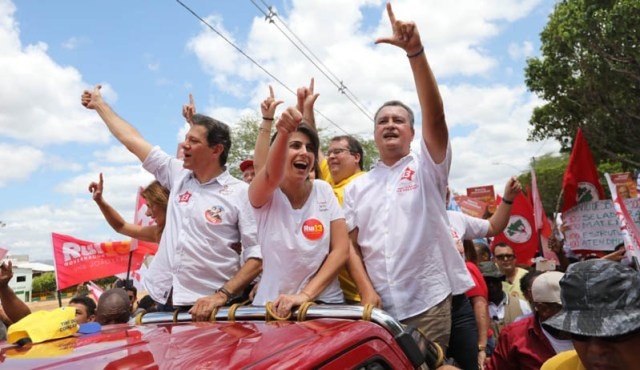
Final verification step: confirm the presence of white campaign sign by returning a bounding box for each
[562,198,640,251]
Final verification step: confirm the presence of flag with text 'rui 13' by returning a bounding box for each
[562,128,605,212]
[491,192,539,265]
[605,173,640,264]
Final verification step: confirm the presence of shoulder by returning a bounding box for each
[502,315,532,336]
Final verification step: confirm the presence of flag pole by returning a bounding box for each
[125,250,133,288]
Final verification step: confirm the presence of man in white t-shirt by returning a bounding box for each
[343,4,473,353]
[81,87,261,321]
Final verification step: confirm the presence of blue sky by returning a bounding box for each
[0,0,560,261]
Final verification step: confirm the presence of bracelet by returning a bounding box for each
[478,345,486,351]
[262,116,274,121]
[502,198,514,205]
[216,287,233,300]
[407,46,424,58]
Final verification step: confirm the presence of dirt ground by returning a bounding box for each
[27,298,73,312]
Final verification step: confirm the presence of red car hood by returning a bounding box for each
[0,319,391,369]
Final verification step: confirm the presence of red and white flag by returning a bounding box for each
[562,128,605,212]
[86,281,104,302]
[491,192,540,265]
[605,173,640,263]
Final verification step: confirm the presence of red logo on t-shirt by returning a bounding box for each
[400,166,415,181]
[178,191,192,203]
[301,219,324,240]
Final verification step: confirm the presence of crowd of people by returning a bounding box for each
[1,4,638,369]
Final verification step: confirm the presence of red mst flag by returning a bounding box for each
[491,192,539,265]
[561,128,605,212]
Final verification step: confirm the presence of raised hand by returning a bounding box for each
[88,173,104,202]
[260,85,283,120]
[80,85,104,110]
[0,261,13,288]
[503,177,522,201]
[182,93,196,125]
[273,292,309,318]
[374,3,423,55]
[275,106,302,135]
[296,78,319,117]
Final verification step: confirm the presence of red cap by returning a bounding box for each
[239,159,254,172]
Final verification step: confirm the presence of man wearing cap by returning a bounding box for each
[487,271,573,370]
[541,259,640,370]
[480,261,531,338]
[239,159,255,184]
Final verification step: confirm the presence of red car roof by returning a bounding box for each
[0,319,409,369]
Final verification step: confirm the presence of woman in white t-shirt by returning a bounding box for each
[248,106,349,318]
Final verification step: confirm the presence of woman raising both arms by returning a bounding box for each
[248,103,349,318]
[88,173,169,243]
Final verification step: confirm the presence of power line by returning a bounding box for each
[175,0,350,136]
[249,0,374,122]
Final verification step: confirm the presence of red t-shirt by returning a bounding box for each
[465,262,488,300]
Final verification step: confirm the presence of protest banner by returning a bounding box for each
[467,185,496,213]
[610,172,637,199]
[605,173,640,264]
[561,198,640,252]
[453,195,487,218]
[52,233,158,290]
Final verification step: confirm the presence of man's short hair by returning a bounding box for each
[69,295,97,317]
[125,285,137,296]
[330,135,364,170]
[96,288,132,325]
[191,113,232,167]
[493,242,514,254]
[373,100,415,128]
[543,259,640,337]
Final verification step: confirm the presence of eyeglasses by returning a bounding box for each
[495,254,515,261]
[326,148,351,157]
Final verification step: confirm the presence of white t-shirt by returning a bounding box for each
[252,180,344,305]
[447,210,490,253]
[142,146,260,306]
[343,140,474,320]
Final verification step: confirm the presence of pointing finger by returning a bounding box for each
[308,78,315,94]
[269,85,275,98]
[386,3,396,26]
[189,93,194,106]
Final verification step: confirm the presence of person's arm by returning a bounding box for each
[470,296,489,368]
[254,85,283,173]
[346,228,382,308]
[81,85,153,162]
[189,258,262,321]
[88,173,159,243]
[487,177,522,236]
[548,235,570,272]
[485,325,517,370]
[272,218,349,317]
[375,3,447,163]
[248,107,302,208]
[0,261,31,323]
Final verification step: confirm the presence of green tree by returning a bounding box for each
[517,153,569,216]
[517,153,627,214]
[32,272,56,294]
[227,115,379,178]
[525,0,640,168]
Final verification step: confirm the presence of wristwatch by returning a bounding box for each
[478,345,486,351]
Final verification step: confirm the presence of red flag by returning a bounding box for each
[562,128,605,212]
[528,172,553,239]
[491,192,539,265]
[605,173,640,263]
[87,281,103,302]
[52,233,152,290]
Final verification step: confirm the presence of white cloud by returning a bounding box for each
[0,143,44,187]
[61,36,87,50]
[0,0,112,147]
[93,145,140,164]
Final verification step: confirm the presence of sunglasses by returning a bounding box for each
[571,328,640,343]
[495,254,515,261]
